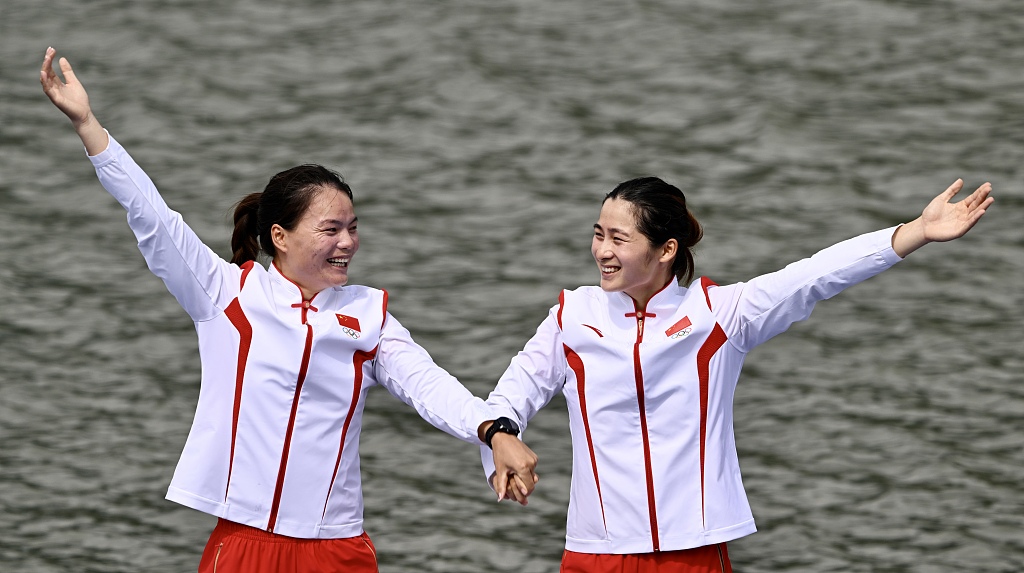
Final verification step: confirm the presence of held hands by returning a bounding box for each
[40,47,107,155]
[489,432,539,506]
[892,179,994,258]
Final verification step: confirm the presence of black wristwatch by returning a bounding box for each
[484,417,521,449]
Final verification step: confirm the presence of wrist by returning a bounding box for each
[892,218,928,258]
[484,416,520,449]
[72,110,96,130]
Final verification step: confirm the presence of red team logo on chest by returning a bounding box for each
[665,316,693,339]
[336,314,362,339]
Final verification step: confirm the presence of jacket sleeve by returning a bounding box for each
[707,226,904,353]
[88,134,240,321]
[372,312,495,444]
[479,305,567,484]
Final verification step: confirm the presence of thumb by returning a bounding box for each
[495,473,507,502]
[940,178,964,201]
[58,57,79,84]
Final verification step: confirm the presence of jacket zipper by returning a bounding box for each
[630,306,660,551]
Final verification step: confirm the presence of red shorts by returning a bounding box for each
[561,543,732,573]
[197,519,378,573]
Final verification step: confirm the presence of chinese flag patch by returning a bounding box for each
[336,314,361,332]
[665,316,692,337]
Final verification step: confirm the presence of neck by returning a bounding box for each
[272,259,320,301]
[627,274,675,310]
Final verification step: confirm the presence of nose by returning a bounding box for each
[336,231,355,251]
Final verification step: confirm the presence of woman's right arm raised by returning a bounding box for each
[40,47,108,156]
[40,48,240,321]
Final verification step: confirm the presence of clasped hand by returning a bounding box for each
[490,433,539,506]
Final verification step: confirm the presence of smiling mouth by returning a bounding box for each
[328,257,349,268]
[600,265,620,275]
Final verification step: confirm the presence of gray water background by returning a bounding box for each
[1,1,1023,571]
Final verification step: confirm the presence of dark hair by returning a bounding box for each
[604,176,703,284]
[231,164,353,265]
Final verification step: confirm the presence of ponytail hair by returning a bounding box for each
[229,165,353,266]
[604,177,703,284]
[231,192,263,264]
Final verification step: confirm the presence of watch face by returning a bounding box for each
[486,417,520,447]
[497,417,519,434]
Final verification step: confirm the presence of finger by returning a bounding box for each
[41,47,55,75]
[495,472,507,502]
[513,473,536,506]
[512,473,531,497]
[507,476,527,506]
[505,478,524,505]
[940,178,964,202]
[966,182,993,210]
[58,57,79,85]
[969,197,994,223]
[41,50,59,88]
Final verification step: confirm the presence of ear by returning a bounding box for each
[270,223,288,254]
[658,238,678,264]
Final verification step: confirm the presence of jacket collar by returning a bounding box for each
[607,279,681,316]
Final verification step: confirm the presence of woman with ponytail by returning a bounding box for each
[482,174,993,572]
[41,48,538,573]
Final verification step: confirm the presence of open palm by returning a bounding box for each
[920,179,994,243]
[40,47,93,126]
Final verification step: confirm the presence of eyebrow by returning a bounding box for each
[594,223,630,236]
[319,217,358,226]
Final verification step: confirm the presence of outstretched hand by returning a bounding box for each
[892,179,994,258]
[40,47,107,155]
[919,179,994,243]
[489,433,539,506]
[40,47,93,126]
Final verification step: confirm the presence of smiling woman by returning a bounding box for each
[482,173,993,572]
[39,47,540,573]
[592,177,703,309]
[230,165,359,300]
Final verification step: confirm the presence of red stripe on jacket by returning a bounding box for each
[565,344,608,533]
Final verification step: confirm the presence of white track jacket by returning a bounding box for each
[484,227,903,553]
[89,135,494,539]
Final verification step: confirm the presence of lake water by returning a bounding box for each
[1,1,1022,571]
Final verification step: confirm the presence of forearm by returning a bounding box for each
[74,112,108,156]
[891,218,927,258]
[90,134,233,320]
[715,226,904,351]
[375,317,494,443]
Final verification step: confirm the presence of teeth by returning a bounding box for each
[328,258,349,267]
[601,266,618,273]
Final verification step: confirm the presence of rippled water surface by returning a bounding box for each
[2,1,1023,571]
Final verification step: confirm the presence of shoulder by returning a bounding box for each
[561,285,605,303]
[336,284,389,309]
[557,285,607,314]
[684,276,724,311]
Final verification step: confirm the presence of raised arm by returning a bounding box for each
[709,179,996,352]
[40,47,240,320]
[891,179,994,257]
[40,47,108,156]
